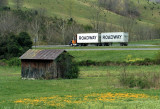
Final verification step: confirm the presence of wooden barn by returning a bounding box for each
[19,49,75,79]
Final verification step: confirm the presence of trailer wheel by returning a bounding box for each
[104,43,110,46]
[124,43,128,46]
[84,44,88,46]
[120,43,123,46]
[99,43,102,46]
[122,43,128,46]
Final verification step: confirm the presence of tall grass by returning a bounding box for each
[0,65,160,108]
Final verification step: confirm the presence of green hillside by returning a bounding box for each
[3,0,159,43]
[8,0,160,25]
[8,0,118,25]
[131,0,160,24]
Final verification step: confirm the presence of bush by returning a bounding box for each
[78,60,96,66]
[155,51,160,64]
[0,32,32,60]
[57,52,79,79]
[137,77,151,89]
[0,59,7,66]
[1,6,10,11]
[83,25,92,31]
[64,61,79,79]
[131,58,155,66]
[119,71,160,89]
[17,32,32,53]
[0,58,21,66]
[7,58,21,66]
[119,72,136,88]
[0,34,21,59]
[78,58,156,66]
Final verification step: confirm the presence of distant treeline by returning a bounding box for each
[98,0,140,17]
[0,9,93,45]
[0,0,160,45]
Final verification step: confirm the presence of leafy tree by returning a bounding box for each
[0,32,32,59]
[0,33,21,59]
[7,34,21,58]
[56,52,79,79]
[17,32,32,53]
[0,34,8,59]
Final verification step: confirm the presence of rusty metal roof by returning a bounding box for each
[20,49,66,60]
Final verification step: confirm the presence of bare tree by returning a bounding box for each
[89,1,104,32]
[45,21,62,45]
[56,19,66,44]
[98,0,140,17]
[13,0,23,9]
[0,0,8,7]
[65,22,84,44]
[120,17,136,41]
[30,16,41,47]
[28,8,47,46]
[0,11,22,36]
[154,24,160,39]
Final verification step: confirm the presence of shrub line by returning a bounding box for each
[78,58,160,66]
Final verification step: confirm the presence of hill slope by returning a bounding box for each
[8,0,160,25]
[6,0,160,42]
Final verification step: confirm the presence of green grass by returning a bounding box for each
[0,65,160,108]
[130,39,160,45]
[69,50,158,62]
[36,45,160,50]
[31,49,160,62]
[130,0,160,24]
[0,49,160,108]
[80,65,160,77]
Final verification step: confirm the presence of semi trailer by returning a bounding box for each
[70,32,129,46]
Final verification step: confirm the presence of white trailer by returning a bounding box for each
[101,32,129,46]
[77,33,100,46]
[70,32,129,46]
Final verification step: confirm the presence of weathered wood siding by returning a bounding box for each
[21,52,74,79]
[21,60,54,79]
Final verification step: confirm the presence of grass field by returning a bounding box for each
[26,50,159,62]
[0,65,160,109]
[0,50,160,108]
[130,39,160,45]
[69,50,159,62]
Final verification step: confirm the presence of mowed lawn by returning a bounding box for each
[0,65,160,109]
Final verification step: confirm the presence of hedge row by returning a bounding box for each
[78,58,160,66]
[0,57,160,67]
